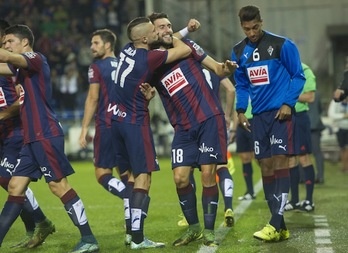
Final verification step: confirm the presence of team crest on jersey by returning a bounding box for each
[247,65,270,86]
[18,84,25,104]
[88,67,94,79]
[161,68,189,96]
[0,87,7,107]
[267,46,274,56]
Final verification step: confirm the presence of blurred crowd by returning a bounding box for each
[0,0,128,111]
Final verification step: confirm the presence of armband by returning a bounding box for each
[179,27,189,37]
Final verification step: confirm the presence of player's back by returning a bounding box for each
[89,57,118,127]
[109,43,167,125]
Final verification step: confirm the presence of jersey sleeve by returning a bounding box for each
[184,39,207,62]
[231,49,249,113]
[88,63,101,85]
[22,52,43,72]
[147,49,168,73]
[280,40,306,107]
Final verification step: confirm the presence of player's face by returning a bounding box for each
[241,20,263,43]
[153,18,173,46]
[3,34,23,53]
[146,23,159,46]
[90,35,106,59]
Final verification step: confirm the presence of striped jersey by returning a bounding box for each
[8,52,63,144]
[232,31,306,115]
[108,43,168,125]
[0,76,22,140]
[151,39,224,130]
[88,57,118,127]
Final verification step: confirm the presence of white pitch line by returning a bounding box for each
[196,179,263,253]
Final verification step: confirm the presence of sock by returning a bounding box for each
[130,189,149,244]
[120,173,129,185]
[243,162,254,195]
[202,185,219,230]
[289,165,300,203]
[0,195,25,246]
[124,182,134,235]
[270,169,290,231]
[303,165,315,203]
[217,167,233,211]
[177,184,199,226]
[189,170,196,193]
[262,175,275,212]
[98,174,126,199]
[61,189,95,242]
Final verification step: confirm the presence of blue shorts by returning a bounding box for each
[171,115,227,168]
[293,111,312,155]
[0,136,22,178]
[252,110,295,159]
[111,121,159,176]
[93,125,119,169]
[13,136,75,182]
[236,118,254,153]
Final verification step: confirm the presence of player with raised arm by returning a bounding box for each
[144,12,238,247]
[108,17,192,250]
[0,24,98,253]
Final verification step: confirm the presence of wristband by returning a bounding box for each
[179,27,189,37]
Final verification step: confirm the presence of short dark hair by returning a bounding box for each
[5,24,34,48]
[92,29,117,51]
[0,19,10,37]
[148,12,169,24]
[127,17,151,41]
[238,5,262,23]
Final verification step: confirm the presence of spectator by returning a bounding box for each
[328,97,348,173]
[308,91,326,183]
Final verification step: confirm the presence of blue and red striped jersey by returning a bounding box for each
[88,57,118,128]
[9,52,63,144]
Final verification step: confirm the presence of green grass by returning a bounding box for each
[1,156,348,252]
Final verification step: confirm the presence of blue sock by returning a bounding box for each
[98,174,126,199]
[189,170,196,193]
[0,196,25,246]
[217,167,233,211]
[177,184,199,225]
[262,175,275,212]
[130,189,149,244]
[270,169,290,231]
[124,182,134,235]
[289,165,300,203]
[303,165,315,203]
[202,185,219,230]
[61,189,95,241]
[243,162,254,195]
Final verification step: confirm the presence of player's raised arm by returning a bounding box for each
[201,55,238,77]
[165,37,192,63]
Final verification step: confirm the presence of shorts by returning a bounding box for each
[236,118,254,153]
[252,110,295,160]
[13,136,75,182]
[93,125,121,170]
[293,111,312,155]
[111,121,159,176]
[171,115,227,168]
[0,136,22,178]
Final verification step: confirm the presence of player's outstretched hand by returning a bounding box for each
[223,60,239,75]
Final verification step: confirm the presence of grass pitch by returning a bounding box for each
[1,156,348,252]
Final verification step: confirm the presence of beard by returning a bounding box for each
[149,37,173,50]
